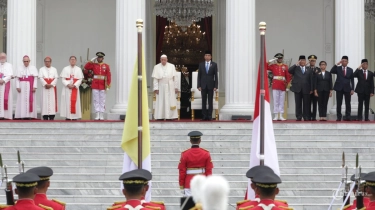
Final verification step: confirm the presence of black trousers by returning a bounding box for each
[357,93,370,120]
[310,93,318,120]
[294,92,310,120]
[43,115,55,120]
[201,87,214,120]
[336,90,351,119]
[317,91,330,117]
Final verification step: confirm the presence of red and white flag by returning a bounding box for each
[246,42,280,199]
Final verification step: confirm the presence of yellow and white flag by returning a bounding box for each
[121,54,152,201]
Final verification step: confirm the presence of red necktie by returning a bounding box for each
[344,67,346,76]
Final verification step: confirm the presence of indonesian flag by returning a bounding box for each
[246,41,280,199]
[121,54,152,201]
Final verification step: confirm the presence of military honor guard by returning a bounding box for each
[354,59,374,121]
[363,172,375,210]
[60,56,84,120]
[307,55,320,121]
[236,165,289,210]
[4,173,51,210]
[288,55,313,121]
[0,53,13,120]
[39,57,59,120]
[15,55,39,120]
[178,131,213,196]
[330,56,354,121]
[109,169,162,210]
[27,167,66,210]
[84,52,111,120]
[268,53,291,121]
[343,173,370,210]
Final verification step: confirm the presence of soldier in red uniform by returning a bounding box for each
[27,166,66,210]
[84,52,111,120]
[178,131,213,196]
[108,169,160,210]
[343,173,370,210]
[268,53,291,121]
[236,165,289,210]
[4,173,52,210]
[245,171,293,210]
[364,172,375,210]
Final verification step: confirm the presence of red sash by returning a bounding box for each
[44,78,58,112]
[0,73,10,110]
[65,78,79,114]
[19,76,35,112]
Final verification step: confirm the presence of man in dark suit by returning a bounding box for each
[354,59,374,121]
[197,50,218,121]
[307,55,321,121]
[288,55,313,121]
[331,56,355,121]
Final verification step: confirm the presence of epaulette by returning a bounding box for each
[107,205,122,210]
[279,207,294,210]
[238,205,254,210]
[52,199,66,206]
[113,200,127,205]
[342,204,351,210]
[200,148,209,152]
[144,205,161,210]
[189,203,202,210]
[275,199,288,204]
[358,208,366,210]
[236,200,250,205]
[39,204,53,210]
[149,201,164,205]
[0,204,11,209]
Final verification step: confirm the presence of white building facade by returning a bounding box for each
[5,0,372,119]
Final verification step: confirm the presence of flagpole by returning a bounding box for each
[136,19,144,169]
[259,22,266,166]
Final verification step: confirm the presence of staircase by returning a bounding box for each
[0,121,373,210]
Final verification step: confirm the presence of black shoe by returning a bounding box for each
[311,119,317,121]
[336,119,341,121]
[296,119,302,121]
[365,119,370,121]
[343,119,351,121]
[200,118,206,121]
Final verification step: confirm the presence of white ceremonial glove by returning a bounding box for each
[91,56,98,62]
[268,58,277,63]
[286,89,289,92]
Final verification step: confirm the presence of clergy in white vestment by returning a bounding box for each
[39,56,59,120]
[15,55,38,119]
[152,54,179,120]
[60,56,83,120]
[0,53,13,120]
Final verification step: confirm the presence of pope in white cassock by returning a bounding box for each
[60,56,83,120]
[15,55,38,119]
[39,56,59,120]
[0,53,13,120]
[152,54,179,120]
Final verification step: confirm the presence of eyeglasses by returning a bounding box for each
[23,61,30,63]
[44,61,51,63]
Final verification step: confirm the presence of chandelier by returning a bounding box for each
[365,0,375,21]
[162,21,207,64]
[155,0,214,30]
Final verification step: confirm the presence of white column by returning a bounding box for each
[213,0,226,97]
[7,0,36,68]
[219,0,255,120]
[109,0,145,119]
[330,0,364,117]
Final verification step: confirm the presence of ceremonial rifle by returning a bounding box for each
[340,155,357,210]
[328,152,346,210]
[356,154,364,209]
[0,153,14,205]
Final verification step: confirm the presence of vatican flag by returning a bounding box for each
[121,54,152,201]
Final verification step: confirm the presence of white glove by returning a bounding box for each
[90,56,98,62]
[106,88,109,91]
[286,89,289,92]
[268,58,277,63]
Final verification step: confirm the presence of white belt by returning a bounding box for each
[93,75,105,80]
[186,168,205,174]
[273,76,285,81]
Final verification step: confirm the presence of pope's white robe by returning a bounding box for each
[60,65,83,119]
[39,66,59,116]
[152,62,179,119]
[15,65,38,119]
[0,62,13,119]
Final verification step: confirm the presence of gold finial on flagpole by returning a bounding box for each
[136,19,144,32]
[259,22,266,35]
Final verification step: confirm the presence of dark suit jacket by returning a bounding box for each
[353,69,374,95]
[308,66,321,90]
[314,71,333,92]
[197,61,218,89]
[288,65,313,94]
[330,65,354,92]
